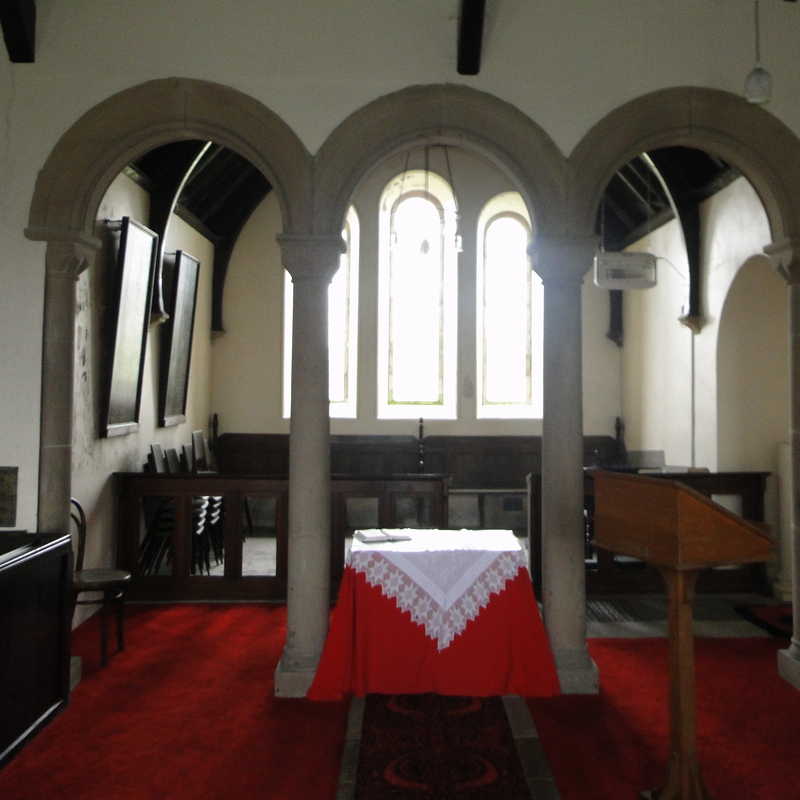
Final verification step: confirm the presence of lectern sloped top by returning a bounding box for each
[592,470,773,569]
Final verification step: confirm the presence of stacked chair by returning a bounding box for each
[138,432,225,576]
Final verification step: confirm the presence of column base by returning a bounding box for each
[553,647,599,694]
[778,640,800,690]
[274,655,316,698]
[771,578,794,603]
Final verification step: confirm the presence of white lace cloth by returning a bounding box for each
[350,529,528,650]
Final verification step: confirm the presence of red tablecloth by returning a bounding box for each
[308,551,560,700]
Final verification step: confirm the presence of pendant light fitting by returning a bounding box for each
[745,0,772,104]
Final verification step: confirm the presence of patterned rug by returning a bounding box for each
[356,694,531,799]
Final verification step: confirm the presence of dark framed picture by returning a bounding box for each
[101,217,158,438]
[159,250,200,427]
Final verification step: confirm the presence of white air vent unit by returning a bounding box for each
[593,251,657,290]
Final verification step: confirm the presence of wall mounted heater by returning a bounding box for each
[593,251,657,290]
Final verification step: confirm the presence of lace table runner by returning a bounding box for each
[350,530,528,650]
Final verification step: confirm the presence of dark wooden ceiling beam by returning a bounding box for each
[642,152,704,330]
[147,142,212,320]
[457,0,486,75]
[1,0,35,63]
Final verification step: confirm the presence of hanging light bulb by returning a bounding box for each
[745,0,772,104]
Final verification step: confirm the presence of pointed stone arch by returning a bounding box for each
[26,77,312,532]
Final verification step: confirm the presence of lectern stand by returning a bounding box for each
[592,471,773,800]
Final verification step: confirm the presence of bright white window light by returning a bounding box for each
[476,192,542,419]
[377,169,458,419]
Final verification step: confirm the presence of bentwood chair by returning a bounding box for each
[70,498,132,666]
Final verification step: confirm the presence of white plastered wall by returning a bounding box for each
[717,256,787,474]
[70,173,213,622]
[716,255,789,583]
[623,177,777,466]
[212,148,621,437]
[623,218,693,465]
[695,178,775,470]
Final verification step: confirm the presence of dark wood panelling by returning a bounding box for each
[216,432,622,490]
[115,472,449,602]
[0,0,35,63]
[216,434,290,475]
[1,533,72,766]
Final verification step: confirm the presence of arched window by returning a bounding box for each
[378,170,458,419]
[476,192,542,418]
[283,206,359,418]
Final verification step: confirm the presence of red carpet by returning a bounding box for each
[529,637,800,800]
[4,607,799,800]
[0,604,348,800]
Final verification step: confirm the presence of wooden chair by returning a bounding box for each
[70,498,132,666]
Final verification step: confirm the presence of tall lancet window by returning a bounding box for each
[378,170,458,419]
[476,192,542,418]
[283,206,359,418]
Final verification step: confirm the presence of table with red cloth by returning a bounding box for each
[307,529,560,700]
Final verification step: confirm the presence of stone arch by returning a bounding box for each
[27,77,312,531]
[568,87,800,244]
[28,77,312,244]
[313,84,568,237]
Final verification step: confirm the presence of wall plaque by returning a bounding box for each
[0,467,18,527]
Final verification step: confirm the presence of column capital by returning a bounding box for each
[44,239,97,279]
[529,234,597,287]
[278,233,345,283]
[765,237,800,285]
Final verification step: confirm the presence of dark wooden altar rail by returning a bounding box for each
[526,470,771,596]
[328,474,449,595]
[116,473,288,602]
[115,472,450,602]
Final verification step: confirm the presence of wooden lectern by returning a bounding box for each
[592,471,774,800]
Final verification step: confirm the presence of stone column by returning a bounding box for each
[766,238,800,690]
[38,240,94,534]
[531,234,599,694]
[274,233,343,697]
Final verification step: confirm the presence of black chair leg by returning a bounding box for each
[116,595,125,653]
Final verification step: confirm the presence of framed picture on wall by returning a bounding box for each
[101,217,158,438]
[159,250,200,427]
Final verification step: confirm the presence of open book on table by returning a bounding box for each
[354,529,413,543]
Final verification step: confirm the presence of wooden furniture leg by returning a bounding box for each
[642,568,712,800]
[116,593,125,652]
